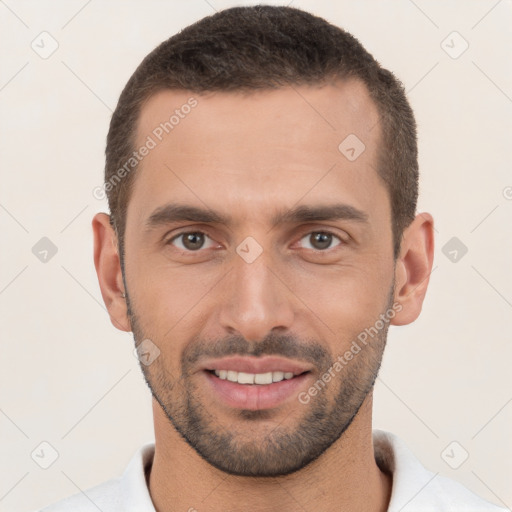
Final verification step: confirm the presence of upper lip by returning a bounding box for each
[201,356,312,375]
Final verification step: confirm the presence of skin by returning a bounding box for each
[93,80,434,511]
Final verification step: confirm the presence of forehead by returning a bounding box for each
[136,79,380,154]
[128,81,386,229]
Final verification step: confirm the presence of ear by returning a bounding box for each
[391,212,435,326]
[92,212,131,332]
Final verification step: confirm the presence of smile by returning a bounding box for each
[211,369,298,385]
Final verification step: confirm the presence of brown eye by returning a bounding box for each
[299,231,342,251]
[168,232,216,252]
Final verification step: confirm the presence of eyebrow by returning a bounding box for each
[144,202,369,232]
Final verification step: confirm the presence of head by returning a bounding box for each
[93,6,434,477]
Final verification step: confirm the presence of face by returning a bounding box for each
[122,81,396,476]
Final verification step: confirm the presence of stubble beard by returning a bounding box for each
[126,287,393,477]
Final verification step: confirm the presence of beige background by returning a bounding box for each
[1,1,511,511]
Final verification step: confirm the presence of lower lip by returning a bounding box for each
[203,371,310,411]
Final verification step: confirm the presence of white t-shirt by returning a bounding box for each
[36,430,508,511]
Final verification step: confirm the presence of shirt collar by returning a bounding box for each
[120,442,157,511]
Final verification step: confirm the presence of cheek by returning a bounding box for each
[127,233,393,347]
[127,260,220,356]
[287,263,392,344]
[128,247,209,308]
[295,254,386,298]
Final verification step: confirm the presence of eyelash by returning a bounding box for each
[165,229,347,253]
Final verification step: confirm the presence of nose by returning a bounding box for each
[217,247,295,343]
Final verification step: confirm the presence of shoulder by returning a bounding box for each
[37,477,122,512]
[34,442,156,512]
[373,430,508,512]
[421,473,508,511]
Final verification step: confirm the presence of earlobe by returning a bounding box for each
[92,213,131,332]
[391,212,435,326]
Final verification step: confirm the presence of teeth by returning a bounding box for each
[272,371,284,382]
[254,372,273,385]
[213,370,298,385]
[237,372,254,384]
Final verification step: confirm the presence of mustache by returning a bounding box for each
[182,332,332,370]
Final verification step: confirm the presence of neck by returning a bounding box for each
[148,393,392,512]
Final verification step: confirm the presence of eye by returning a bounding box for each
[298,231,344,251]
[165,229,346,254]
[167,231,218,252]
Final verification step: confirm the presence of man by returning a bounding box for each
[38,5,506,512]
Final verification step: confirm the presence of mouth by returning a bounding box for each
[201,356,313,411]
[207,369,305,385]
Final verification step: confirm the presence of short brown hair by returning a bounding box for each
[105,5,418,261]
